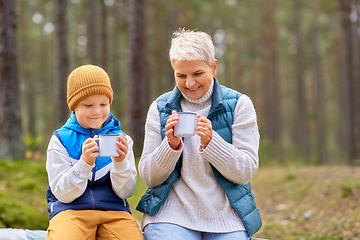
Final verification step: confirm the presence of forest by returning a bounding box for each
[1,1,360,239]
[0,0,360,166]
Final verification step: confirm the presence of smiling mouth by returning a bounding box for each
[187,86,201,91]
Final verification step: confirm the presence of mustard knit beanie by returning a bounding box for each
[67,64,113,111]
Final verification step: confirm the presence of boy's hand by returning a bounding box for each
[82,137,99,165]
[112,133,128,162]
[165,110,181,150]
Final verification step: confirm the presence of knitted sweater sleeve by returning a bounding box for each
[200,94,259,185]
[138,101,183,188]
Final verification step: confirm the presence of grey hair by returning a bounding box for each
[169,28,216,68]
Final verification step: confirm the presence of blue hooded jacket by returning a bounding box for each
[46,112,130,220]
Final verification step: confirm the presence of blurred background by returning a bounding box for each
[1,1,360,238]
[2,0,357,165]
[0,0,360,163]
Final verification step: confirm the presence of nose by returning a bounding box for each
[186,77,196,89]
[93,106,101,115]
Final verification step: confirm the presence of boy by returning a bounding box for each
[45,65,143,240]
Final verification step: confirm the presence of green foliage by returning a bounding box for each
[0,195,48,229]
[128,174,148,221]
[0,159,48,230]
[1,157,360,239]
[23,134,43,151]
[283,173,297,182]
[0,157,150,230]
[258,137,279,167]
[341,185,352,198]
[259,137,305,167]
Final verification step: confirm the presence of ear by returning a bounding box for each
[212,59,218,77]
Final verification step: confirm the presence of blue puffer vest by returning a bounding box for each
[46,112,130,220]
[136,78,262,237]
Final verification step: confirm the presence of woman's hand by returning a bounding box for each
[82,137,99,165]
[165,110,181,149]
[196,114,213,147]
[112,133,128,162]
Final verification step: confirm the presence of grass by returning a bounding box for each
[128,172,148,221]
[0,159,48,230]
[1,158,360,239]
[252,166,360,239]
[0,158,149,230]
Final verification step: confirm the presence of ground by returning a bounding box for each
[251,166,360,240]
[1,159,359,239]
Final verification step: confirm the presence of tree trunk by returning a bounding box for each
[350,0,360,162]
[111,0,123,118]
[166,5,179,91]
[148,2,172,99]
[128,0,148,157]
[338,0,360,164]
[260,0,281,150]
[18,3,35,138]
[295,0,310,163]
[234,29,243,93]
[311,0,326,164]
[0,0,24,159]
[54,0,69,128]
[100,0,108,70]
[88,0,97,65]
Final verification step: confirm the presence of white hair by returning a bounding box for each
[169,28,216,68]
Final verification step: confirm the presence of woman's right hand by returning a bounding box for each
[165,110,181,149]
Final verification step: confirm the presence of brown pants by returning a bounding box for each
[46,210,143,240]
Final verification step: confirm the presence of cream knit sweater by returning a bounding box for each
[138,80,260,232]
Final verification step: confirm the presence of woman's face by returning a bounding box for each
[173,59,218,100]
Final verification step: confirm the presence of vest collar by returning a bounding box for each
[164,86,183,112]
[208,78,224,117]
[66,112,120,136]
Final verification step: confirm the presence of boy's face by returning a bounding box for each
[74,94,110,129]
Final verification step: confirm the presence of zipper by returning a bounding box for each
[90,128,96,182]
[90,128,95,137]
[89,187,96,209]
[90,128,96,209]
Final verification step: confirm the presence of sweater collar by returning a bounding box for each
[181,79,214,105]
[165,78,224,113]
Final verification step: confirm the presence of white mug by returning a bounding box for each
[174,112,197,137]
[96,134,120,157]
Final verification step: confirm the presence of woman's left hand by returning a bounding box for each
[113,133,128,162]
[196,114,213,147]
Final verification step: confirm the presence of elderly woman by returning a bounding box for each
[136,29,262,240]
